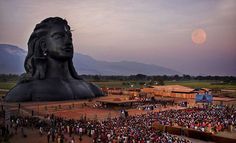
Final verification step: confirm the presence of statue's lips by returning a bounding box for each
[63,45,73,52]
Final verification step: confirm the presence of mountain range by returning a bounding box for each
[0,44,180,75]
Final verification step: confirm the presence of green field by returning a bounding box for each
[93,81,144,88]
[165,80,236,90]
[0,82,16,90]
[93,81,125,88]
[93,80,236,91]
[0,82,16,96]
[1,80,236,90]
[0,80,236,97]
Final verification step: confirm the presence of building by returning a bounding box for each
[105,88,140,97]
[141,85,210,99]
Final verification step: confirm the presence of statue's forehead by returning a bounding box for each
[49,24,70,34]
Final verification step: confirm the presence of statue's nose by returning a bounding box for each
[65,33,72,42]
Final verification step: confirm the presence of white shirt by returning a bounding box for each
[79,127,83,133]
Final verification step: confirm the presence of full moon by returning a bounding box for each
[191,28,207,44]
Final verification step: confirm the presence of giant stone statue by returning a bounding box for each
[5,17,103,102]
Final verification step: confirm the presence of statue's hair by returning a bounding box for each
[21,17,81,82]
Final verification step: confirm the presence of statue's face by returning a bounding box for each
[46,24,73,60]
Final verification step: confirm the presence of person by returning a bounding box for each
[52,131,55,142]
[79,126,83,142]
[5,17,103,102]
[70,137,75,143]
[21,127,26,138]
[47,131,51,143]
[39,126,43,136]
[57,135,61,143]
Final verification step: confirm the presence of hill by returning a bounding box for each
[0,44,180,75]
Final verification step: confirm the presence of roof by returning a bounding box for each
[151,85,194,93]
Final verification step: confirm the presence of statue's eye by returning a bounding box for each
[53,33,65,39]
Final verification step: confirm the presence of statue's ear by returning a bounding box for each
[40,41,47,56]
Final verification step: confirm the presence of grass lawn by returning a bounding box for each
[93,80,236,90]
[0,82,16,90]
[0,80,236,98]
[165,80,236,90]
[1,80,236,90]
[92,81,139,88]
[0,81,130,89]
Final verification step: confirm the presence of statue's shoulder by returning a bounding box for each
[5,81,33,102]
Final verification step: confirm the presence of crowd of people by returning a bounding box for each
[8,113,191,143]
[137,103,161,111]
[4,105,236,143]
[153,105,236,133]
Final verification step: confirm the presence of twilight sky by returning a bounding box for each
[0,0,236,75]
